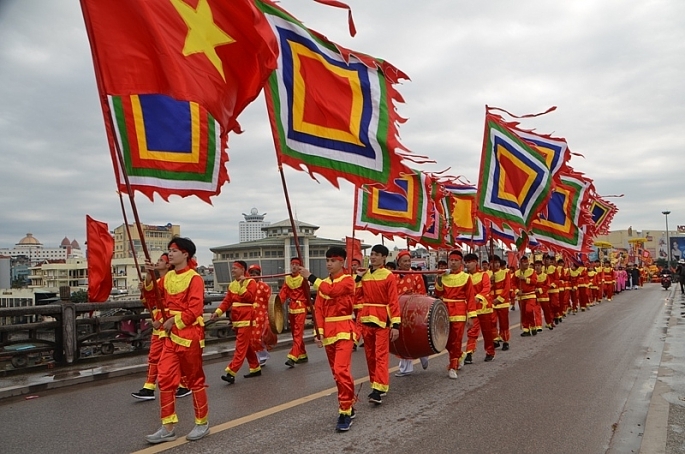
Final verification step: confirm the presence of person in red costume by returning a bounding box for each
[557,259,571,319]
[435,250,477,379]
[212,261,261,384]
[463,253,496,362]
[355,244,400,404]
[543,255,561,326]
[394,250,429,377]
[247,264,273,366]
[514,256,538,337]
[144,238,209,444]
[602,259,615,300]
[133,253,191,401]
[279,257,310,367]
[490,256,512,351]
[300,247,357,432]
[534,260,554,330]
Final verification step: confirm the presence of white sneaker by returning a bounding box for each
[146,426,177,444]
[448,369,458,379]
[186,423,210,441]
[394,371,412,377]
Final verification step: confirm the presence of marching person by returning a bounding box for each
[543,255,561,326]
[491,256,511,351]
[557,258,571,318]
[603,259,615,300]
[534,260,554,330]
[212,261,261,384]
[350,257,364,350]
[247,264,273,367]
[144,238,209,444]
[355,244,400,404]
[514,256,538,336]
[435,250,476,379]
[279,258,310,367]
[464,253,496,362]
[577,262,590,311]
[394,250,429,377]
[300,247,357,432]
[133,253,191,401]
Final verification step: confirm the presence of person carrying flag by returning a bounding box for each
[144,238,209,444]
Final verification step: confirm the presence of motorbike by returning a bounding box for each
[661,273,672,290]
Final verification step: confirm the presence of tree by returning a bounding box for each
[70,289,89,303]
[11,277,26,289]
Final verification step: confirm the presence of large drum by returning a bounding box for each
[390,295,450,359]
[268,294,285,334]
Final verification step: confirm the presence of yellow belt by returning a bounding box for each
[325,315,353,322]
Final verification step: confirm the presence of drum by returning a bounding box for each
[390,295,450,359]
[268,294,285,334]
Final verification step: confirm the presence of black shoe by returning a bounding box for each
[536,329,542,333]
[336,414,352,431]
[464,353,473,364]
[502,342,509,351]
[243,370,262,378]
[547,324,554,330]
[368,390,382,404]
[484,354,495,362]
[521,331,531,337]
[493,341,501,349]
[353,344,357,352]
[296,357,308,364]
[221,374,235,384]
[132,388,155,400]
[175,387,191,398]
[532,329,538,336]
[285,359,295,368]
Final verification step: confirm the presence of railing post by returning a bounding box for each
[59,286,76,364]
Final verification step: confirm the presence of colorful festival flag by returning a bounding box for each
[410,177,449,249]
[109,94,227,202]
[354,170,430,241]
[443,184,486,245]
[531,174,594,253]
[476,114,556,233]
[80,0,278,201]
[86,216,114,303]
[258,0,411,188]
[587,195,618,236]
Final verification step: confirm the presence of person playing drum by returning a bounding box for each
[434,250,476,379]
[394,250,429,377]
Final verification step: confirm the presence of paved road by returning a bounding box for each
[0,285,670,454]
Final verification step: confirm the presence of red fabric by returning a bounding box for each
[144,334,163,388]
[345,237,362,274]
[313,272,356,342]
[494,307,510,342]
[287,313,308,361]
[226,326,260,374]
[86,215,113,302]
[466,315,495,356]
[396,273,426,296]
[80,0,278,134]
[158,338,208,424]
[326,340,355,414]
[217,278,257,323]
[250,281,271,352]
[361,325,390,392]
[357,268,400,328]
[466,317,479,353]
[446,321,466,370]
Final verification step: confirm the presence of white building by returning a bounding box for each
[28,258,88,292]
[239,208,270,243]
[0,233,84,266]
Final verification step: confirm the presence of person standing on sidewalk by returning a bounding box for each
[394,250,429,377]
[133,253,191,401]
[144,238,209,444]
[300,247,357,432]
[279,258,310,367]
[212,261,261,384]
[356,244,400,404]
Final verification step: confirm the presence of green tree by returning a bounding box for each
[70,289,89,303]
[11,277,26,289]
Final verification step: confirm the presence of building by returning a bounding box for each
[594,228,685,263]
[110,250,169,296]
[113,223,180,259]
[211,219,368,291]
[239,208,270,242]
[28,258,88,292]
[0,233,84,265]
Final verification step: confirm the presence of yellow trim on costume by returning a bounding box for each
[170,332,192,347]
[288,308,307,314]
[371,382,389,393]
[325,315,353,322]
[162,414,179,425]
[360,315,387,328]
[165,269,200,295]
[232,321,251,328]
[174,313,186,330]
[322,332,353,346]
[285,274,304,289]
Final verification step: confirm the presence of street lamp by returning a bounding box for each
[663,211,671,268]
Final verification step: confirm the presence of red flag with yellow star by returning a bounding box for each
[80,0,278,202]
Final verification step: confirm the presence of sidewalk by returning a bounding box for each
[641,287,685,454]
[0,331,310,401]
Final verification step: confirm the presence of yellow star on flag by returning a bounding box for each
[170,0,234,81]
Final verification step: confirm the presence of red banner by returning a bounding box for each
[86,216,114,302]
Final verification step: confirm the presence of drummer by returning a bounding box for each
[247,265,273,366]
[394,250,429,377]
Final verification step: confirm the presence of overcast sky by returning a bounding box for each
[0,0,683,266]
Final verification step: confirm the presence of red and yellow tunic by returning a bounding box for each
[514,268,538,300]
[357,267,400,328]
[279,274,309,315]
[545,264,559,296]
[569,267,582,290]
[435,271,477,321]
[471,270,493,315]
[145,267,205,348]
[396,272,426,296]
[313,272,356,346]
[577,266,589,290]
[216,278,257,328]
[251,280,272,350]
[491,269,511,309]
[602,266,615,285]
[587,267,599,290]
[536,272,550,301]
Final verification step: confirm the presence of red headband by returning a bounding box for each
[328,255,345,262]
[233,261,246,270]
[290,258,302,265]
[397,250,411,260]
[160,255,169,263]
[448,251,463,258]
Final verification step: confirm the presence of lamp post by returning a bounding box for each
[663,211,671,268]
